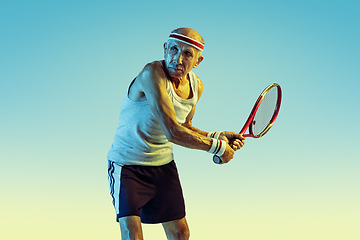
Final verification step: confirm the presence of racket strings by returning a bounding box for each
[252,87,279,136]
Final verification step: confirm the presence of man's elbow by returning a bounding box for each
[164,125,182,143]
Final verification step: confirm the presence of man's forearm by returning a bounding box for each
[182,124,208,137]
[168,124,212,151]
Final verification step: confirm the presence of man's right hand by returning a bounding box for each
[219,143,235,164]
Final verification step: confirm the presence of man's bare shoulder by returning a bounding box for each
[195,75,203,87]
[195,75,204,98]
[134,61,168,100]
[128,61,166,101]
[139,61,166,81]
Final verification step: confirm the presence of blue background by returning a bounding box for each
[1,0,359,239]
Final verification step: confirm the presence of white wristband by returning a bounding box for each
[214,131,222,139]
[207,139,227,157]
[215,140,227,157]
[207,131,223,139]
[207,138,219,154]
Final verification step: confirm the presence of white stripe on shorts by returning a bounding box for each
[108,161,122,217]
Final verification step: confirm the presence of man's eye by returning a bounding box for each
[185,52,192,57]
[170,47,177,52]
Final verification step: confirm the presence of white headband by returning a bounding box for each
[168,33,204,51]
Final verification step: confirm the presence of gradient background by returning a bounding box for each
[1,0,359,239]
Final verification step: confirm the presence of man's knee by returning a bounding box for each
[174,226,190,240]
[119,216,143,240]
[167,227,190,240]
[163,217,190,240]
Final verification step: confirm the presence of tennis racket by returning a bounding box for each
[213,83,282,164]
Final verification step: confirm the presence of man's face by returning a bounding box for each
[164,40,203,79]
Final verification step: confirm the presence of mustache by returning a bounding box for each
[168,63,183,69]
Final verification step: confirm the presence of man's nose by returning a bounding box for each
[173,52,183,64]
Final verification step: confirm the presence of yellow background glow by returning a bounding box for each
[1,0,359,239]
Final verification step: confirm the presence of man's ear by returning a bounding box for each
[193,55,204,69]
[163,42,167,58]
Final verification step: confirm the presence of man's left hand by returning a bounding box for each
[219,131,245,151]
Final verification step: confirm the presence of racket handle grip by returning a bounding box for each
[213,155,222,164]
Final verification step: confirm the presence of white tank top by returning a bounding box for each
[107,62,199,166]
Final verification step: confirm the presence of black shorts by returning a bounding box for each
[108,160,186,224]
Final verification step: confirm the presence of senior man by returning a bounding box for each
[107,27,245,240]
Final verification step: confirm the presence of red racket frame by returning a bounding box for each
[213,83,282,164]
[240,83,282,138]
